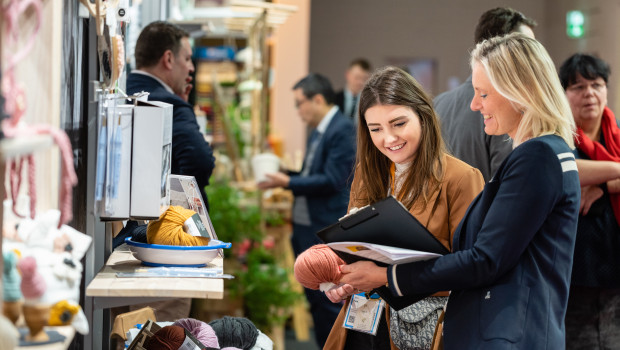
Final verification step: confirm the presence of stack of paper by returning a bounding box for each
[328,242,441,265]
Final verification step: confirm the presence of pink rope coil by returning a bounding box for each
[1,0,77,228]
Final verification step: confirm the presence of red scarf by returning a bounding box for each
[575,106,620,225]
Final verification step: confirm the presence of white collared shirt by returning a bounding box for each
[132,70,174,94]
[316,106,339,134]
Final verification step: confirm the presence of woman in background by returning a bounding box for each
[330,33,581,349]
[323,66,484,350]
[559,53,620,349]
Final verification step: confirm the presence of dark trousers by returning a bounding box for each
[566,286,620,350]
[292,223,341,348]
[344,314,391,350]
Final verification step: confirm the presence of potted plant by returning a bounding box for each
[203,179,300,343]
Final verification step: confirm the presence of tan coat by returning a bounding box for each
[323,154,484,350]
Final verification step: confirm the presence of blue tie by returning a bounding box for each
[350,94,358,119]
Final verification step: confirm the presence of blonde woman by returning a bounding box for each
[331,33,581,349]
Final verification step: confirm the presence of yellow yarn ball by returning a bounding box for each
[147,206,211,246]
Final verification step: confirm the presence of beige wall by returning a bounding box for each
[272,0,620,158]
[1,0,62,216]
[544,0,620,110]
[310,0,544,97]
[270,0,311,168]
[308,0,620,112]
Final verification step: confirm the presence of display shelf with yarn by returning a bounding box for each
[85,246,225,310]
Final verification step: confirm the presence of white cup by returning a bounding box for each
[251,153,280,183]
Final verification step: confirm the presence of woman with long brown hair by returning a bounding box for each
[323,66,484,350]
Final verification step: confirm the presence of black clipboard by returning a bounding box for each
[317,196,449,257]
[316,196,449,310]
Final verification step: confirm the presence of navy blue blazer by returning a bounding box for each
[388,135,580,349]
[288,110,356,228]
[127,73,216,207]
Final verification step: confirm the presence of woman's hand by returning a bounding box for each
[325,284,356,303]
[607,178,620,194]
[580,185,603,215]
[339,261,388,292]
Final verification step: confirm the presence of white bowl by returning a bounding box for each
[125,237,231,267]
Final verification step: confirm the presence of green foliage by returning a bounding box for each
[233,247,301,330]
[206,179,298,330]
[226,103,247,156]
[264,210,285,227]
[205,180,263,245]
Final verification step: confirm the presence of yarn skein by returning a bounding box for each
[17,256,46,300]
[294,244,344,290]
[209,316,259,350]
[147,206,211,246]
[3,251,22,302]
[173,318,219,349]
[144,325,186,350]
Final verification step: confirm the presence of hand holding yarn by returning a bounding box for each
[294,244,345,291]
[338,260,389,292]
[325,283,357,303]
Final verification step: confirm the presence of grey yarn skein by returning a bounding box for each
[209,316,259,350]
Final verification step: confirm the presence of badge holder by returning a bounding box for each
[343,293,384,335]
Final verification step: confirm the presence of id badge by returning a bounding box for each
[343,293,384,335]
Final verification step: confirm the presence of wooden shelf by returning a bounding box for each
[86,250,225,309]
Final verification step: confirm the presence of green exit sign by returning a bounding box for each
[567,11,585,38]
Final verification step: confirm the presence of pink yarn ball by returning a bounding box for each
[17,256,46,299]
[294,244,344,290]
[173,318,219,348]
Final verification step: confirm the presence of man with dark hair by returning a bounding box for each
[434,8,536,182]
[474,7,537,44]
[118,20,216,325]
[335,58,372,122]
[127,21,215,206]
[259,73,355,348]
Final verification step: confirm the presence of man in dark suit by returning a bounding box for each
[127,21,215,207]
[434,8,536,182]
[259,73,356,348]
[119,21,216,322]
[334,58,371,123]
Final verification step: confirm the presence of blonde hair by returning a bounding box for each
[471,33,575,148]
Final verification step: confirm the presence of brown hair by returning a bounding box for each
[474,7,536,44]
[354,66,445,210]
[348,58,371,72]
[134,21,189,69]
